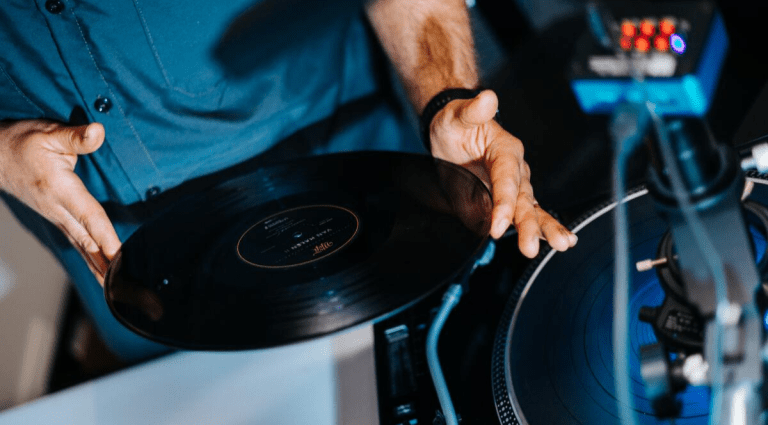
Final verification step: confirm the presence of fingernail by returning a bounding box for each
[568,233,579,246]
[493,218,510,237]
[523,240,539,258]
[86,250,107,277]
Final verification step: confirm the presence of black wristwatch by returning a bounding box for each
[419,88,484,152]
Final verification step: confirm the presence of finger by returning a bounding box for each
[515,163,570,253]
[457,90,498,128]
[50,123,105,155]
[513,162,545,258]
[57,175,121,261]
[534,200,578,248]
[485,140,522,239]
[59,227,106,286]
[58,206,112,286]
[539,208,572,252]
[513,171,543,257]
[514,197,542,258]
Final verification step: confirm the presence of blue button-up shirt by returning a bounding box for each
[0,0,383,205]
[0,0,423,361]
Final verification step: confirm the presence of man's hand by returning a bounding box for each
[429,90,577,258]
[0,120,121,285]
[367,0,577,258]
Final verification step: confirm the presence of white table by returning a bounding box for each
[0,325,379,425]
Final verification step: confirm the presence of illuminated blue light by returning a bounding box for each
[764,309,768,331]
[671,34,686,54]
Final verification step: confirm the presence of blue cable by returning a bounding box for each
[426,283,463,425]
[610,101,650,425]
[425,241,494,425]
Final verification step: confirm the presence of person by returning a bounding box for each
[0,0,577,362]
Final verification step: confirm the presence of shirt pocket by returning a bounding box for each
[131,0,256,97]
[0,66,44,119]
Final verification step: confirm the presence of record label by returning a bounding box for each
[236,205,360,268]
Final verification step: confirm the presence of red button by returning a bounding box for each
[660,19,676,36]
[635,37,651,53]
[621,21,636,37]
[620,36,633,51]
[654,35,670,52]
[640,20,656,37]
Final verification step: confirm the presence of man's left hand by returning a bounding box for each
[429,89,578,258]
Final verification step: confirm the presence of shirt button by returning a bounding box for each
[45,0,65,14]
[146,186,161,199]
[93,97,112,113]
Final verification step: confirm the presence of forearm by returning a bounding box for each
[366,0,479,112]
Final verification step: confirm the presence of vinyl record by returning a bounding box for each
[105,152,492,350]
[492,176,768,425]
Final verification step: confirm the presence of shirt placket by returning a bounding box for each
[36,0,165,204]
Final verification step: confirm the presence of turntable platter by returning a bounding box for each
[492,178,768,425]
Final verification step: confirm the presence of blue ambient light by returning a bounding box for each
[761,308,768,333]
[764,309,768,331]
[670,34,686,54]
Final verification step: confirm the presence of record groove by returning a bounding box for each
[106,152,493,350]
[492,186,715,425]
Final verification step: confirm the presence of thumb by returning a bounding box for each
[457,90,498,128]
[53,123,105,155]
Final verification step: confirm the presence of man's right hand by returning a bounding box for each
[0,120,121,286]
